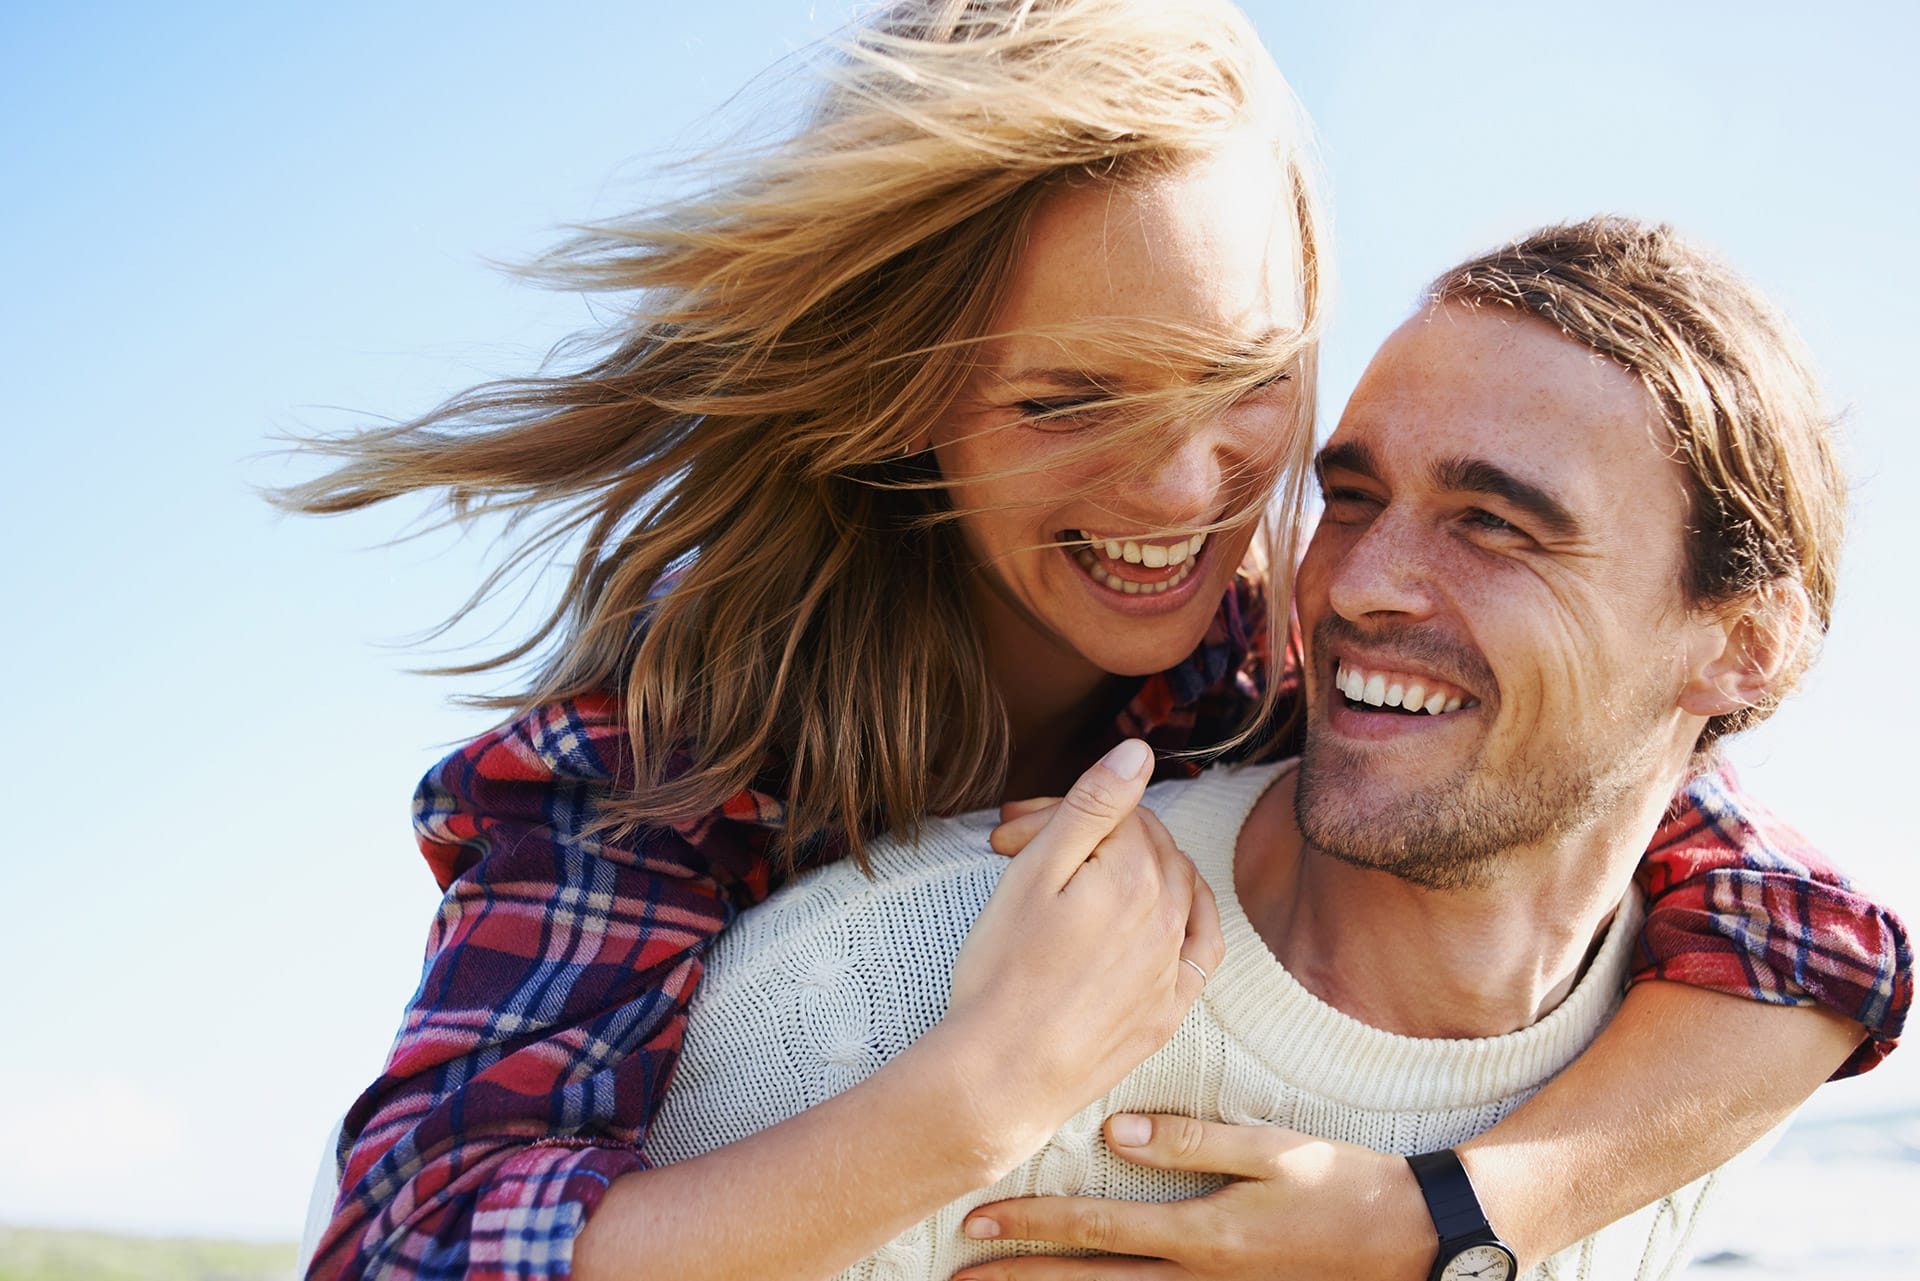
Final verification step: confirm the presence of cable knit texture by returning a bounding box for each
[645,763,1728,1281]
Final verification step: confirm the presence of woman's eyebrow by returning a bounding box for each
[996,368,1112,390]
[994,326,1299,394]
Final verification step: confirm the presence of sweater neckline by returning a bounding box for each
[1144,763,1642,1111]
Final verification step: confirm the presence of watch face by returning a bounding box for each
[1439,1243,1517,1281]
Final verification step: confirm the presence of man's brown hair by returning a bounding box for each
[1430,216,1845,750]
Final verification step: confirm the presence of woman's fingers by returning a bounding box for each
[944,740,1219,1133]
[1180,871,1225,982]
[1117,805,1219,993]
[998,795,1061,821]
[1010,739,1154,890]
[989,805,1056,856]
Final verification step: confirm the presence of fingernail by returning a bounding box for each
[964,1216,1001,1239]
[1098,738,1152,780]
[1109,1113,1152,1147]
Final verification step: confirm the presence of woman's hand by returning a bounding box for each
[938,739,1224,1165]
[974,793,1431,1279]
[955,1114,1432,1281]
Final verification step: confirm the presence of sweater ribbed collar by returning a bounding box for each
[1146,763,1642,1111]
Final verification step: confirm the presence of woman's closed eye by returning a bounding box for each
[1015,396,1112,428]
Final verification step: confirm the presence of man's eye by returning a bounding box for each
[1466,508,1518,533]
[1318,487,1378,520]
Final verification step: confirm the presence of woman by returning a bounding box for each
[281,2,1904,1279]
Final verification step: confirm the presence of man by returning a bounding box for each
[640,218,1878,1280]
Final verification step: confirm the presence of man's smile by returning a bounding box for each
[1332,657,1477,717]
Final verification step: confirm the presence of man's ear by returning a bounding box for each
[1678,578,1813,718]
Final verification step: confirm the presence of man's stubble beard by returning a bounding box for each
[1294,730,1582,891]
[1293,646,1677,892]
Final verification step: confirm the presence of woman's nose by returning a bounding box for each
[1121,426,1228,526]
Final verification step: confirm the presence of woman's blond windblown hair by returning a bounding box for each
[274,0,1326,863]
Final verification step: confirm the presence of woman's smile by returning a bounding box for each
[932,134,1307,681]
[1059,526,1215,618]
[1067,528,1210,596]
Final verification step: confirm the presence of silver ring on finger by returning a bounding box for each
[1181,956,1210,985]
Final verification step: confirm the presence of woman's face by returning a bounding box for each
[934,136,1308,686]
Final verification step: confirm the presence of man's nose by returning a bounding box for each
[1324,509,1440,622]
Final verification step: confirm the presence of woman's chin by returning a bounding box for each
[1059,585,1226,677]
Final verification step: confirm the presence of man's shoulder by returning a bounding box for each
[698,809,1008,986]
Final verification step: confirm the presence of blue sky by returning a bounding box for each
[2,0,1915,1242]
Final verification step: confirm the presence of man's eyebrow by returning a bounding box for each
[1432,455,1584,539]
[1312,439,1380,483]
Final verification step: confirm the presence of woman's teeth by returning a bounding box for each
[1334,659,1475,716]
[1095,532,1207,568]
[1069,528,1207,595]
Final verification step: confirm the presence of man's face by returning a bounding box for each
[1293,302,1720,888]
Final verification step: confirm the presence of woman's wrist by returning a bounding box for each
[909,1015,1073,1183]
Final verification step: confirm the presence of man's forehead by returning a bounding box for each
[1323,304,1673,513]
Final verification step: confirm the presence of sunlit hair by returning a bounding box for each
[273,0,1325,862]
[1429,216,1844,752]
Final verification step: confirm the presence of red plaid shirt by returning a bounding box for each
[307,578,1910,1281]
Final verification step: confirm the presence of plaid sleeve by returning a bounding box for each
[307,693,782,1281]
[1633,763,1912,1079]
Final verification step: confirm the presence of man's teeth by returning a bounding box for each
[1072,529,1208,595]
[1335,660,1471,716]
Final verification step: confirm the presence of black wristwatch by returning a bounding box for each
[1405,1149,1519,1281]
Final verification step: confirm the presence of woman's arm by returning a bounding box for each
[321,720,1220,1281]
[312,695,734,1281]
[575,1019,1067,1281]
[575,738,1222,1281]
[1460,982,1860,1269]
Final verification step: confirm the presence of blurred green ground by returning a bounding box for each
[0,1226,297,1281]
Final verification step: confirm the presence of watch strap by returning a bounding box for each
[1406,1148,1494,1241]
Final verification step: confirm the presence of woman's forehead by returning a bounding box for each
[983,144,1305,384]
[1015,148,1296,307]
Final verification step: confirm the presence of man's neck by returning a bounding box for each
[1233,768,1670,1039]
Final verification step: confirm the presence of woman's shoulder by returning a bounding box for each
[412,690,789,893]
[435,691,634,789]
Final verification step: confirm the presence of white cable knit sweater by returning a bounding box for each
[643,762,1728,1281]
